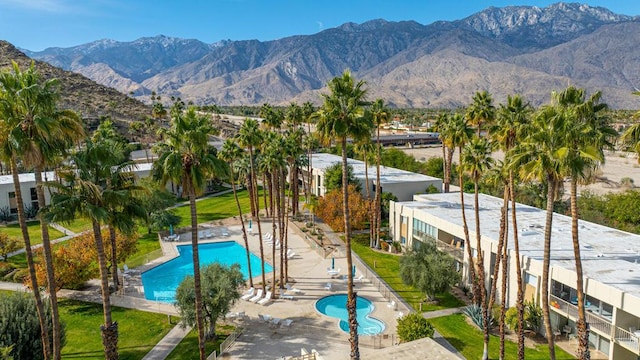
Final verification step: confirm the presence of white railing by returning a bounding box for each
[219,327,243,355]
[615,327,640,353]
[550,295,612,337]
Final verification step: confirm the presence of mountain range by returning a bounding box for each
[17,2,640,109]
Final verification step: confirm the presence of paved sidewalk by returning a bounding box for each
[423,306,464,319]
[142,324,191,360]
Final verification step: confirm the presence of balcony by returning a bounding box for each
[550,295,612,337]
[614,327,640,354]
[412,232,463,261]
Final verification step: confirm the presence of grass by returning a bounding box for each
[428,314,575,360]
[58,217,92,234]
[165,324,235,360]
[350,234,465,311]
[59,299,176,360]
[172,189,257,228]
[0,220,65,247]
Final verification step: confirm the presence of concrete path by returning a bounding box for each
[6,223,76,258]
[142,324,191,360]
[423,306,465,319]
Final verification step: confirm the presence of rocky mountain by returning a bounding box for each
[22,2,640,109]
[0,41,151,130]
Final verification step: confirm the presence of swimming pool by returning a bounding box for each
[141,241,272,303]
[315,294,385,335]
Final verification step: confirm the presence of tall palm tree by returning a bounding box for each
[493,94,532,359]
[467,90,496,137]
[238,119,268,293]
[435,112,455,193]
[0,61,83,360]
[620,92,640,159]
[286,103,304,215]
[511,105,564,359]
[316,70,372,360]
[302,102,316,206]
[45,139,134,360]
[445,113,477,300]
[152,106,227,360]
[370,99,389,249]
[353,140,375,247]
[218,139,254,287]
[554,86,615,360]
[462,137,494,360]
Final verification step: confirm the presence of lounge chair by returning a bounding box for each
[258,291,273,305]
[281,294,294,300]
[240,287,255,300]
[387,300,396,310]
[396,311,404,318]
[354,274,365,282]
[248,289,264,302]
[123,264,138,275]
[285,283,302,293]
[324,282,332,291]
[281,318,293,328]
[258,314,272,323]
[287,249,296,259]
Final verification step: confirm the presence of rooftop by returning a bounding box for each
[311,153,440,185]
[398,192,640,299]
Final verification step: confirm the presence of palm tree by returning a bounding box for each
[152,106,227,360]
[316,70,372,360]
[286,103,304,215]
[434,112,455,193]
[554,86,615,360]
[511,104,564,359]
[371,99,389,249]
[492,94,532,359]
[466,90,496,137]
[238,119,268,293]
[462,137,494,360]
[620,92,640,159]
[353,140,375,247]
[0,61,83,360]
[444,113,477,300]
[218,139,254,287]
[302,102,316,206]
[45,139,133,360]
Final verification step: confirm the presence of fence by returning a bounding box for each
[296,324,397,349]
[219,326,244,355]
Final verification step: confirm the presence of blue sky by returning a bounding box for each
[1,0,639,51]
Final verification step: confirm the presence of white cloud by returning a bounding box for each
[0,0,76,13]
[316,21,324,31]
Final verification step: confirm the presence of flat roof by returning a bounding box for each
[311,153,440,185]
[0,164,153,186]
[397,192,640,299]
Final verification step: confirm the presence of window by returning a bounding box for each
[30,188,39,211]
[412,218,437,240]
[400,236,406,245]
[524,272,537,286]
[8,191,17,214]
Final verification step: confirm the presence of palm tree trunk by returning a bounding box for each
[488,186,508,311]
[571,179,590,360]
[262,173,269,217]
[230,166,253,287]
[92,220,118,360]
[188,191,207,360]
[500,224,509,360]
[271,171,277,289]
[249,148,267,293]
[11,158,51,360]
[292,163,299,216]
[375,128,382,249]
[279,168,286,288]
[442,142,449,193]
[34,165,62,360]
[509,171,526,360]
[342,138,359,360]
[363,156,373,248]
[109,225,119,292]
[446,147,454,193]
[458,149,477,303]
[474,180,489,360]
[542,176,557,359]
[283,171,290,283]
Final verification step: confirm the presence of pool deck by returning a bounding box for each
[138,218,460,359]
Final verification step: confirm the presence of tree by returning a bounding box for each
[619,91,640,160]
[371,99,389,249]
[0,233,19,261]
[462,136,494,360]
[218,139,254,287]
[175,263,244,340]
[554,86,615,360]
[152,106,227,360]
[324,163,360,193]
[435,113,455,192]
[396,313,435,343]
[315,70,372,360]
[316,185,370,232]
[0,292,65,360]
[138,178,178,234]
[466,90,496,137]
[399,241,460,301]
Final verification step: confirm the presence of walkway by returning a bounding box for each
[142,325,191,360]
[6,222,77,258]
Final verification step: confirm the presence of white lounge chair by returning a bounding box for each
[258,313,272,323]
[281,294,294,300]
[354,274,365,282]
[396,311,404,318]
[240,287,255,300]
[387,300,396,310]
[281,318,293,328]
[123,264,138,275]
[287,249,296,259]
[258,291,273,305]
[324,282,332,291]
[285,283,302,294]
[248,289,264,302]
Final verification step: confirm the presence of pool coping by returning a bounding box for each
[314,292,387,336]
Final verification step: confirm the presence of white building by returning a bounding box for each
[306,153,442,201]
[389,192,640,359]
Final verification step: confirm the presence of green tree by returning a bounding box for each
[316,70,372,360]
[0,289,65,360]
[0,345,14,360]
[175,263,244,340]
[152,106,228,360]
[370,99,389,249]
[0,233,19,261]
[396,312,435,343]
[324,163,360,193]
[399,241,460,301]
[619,91,640,160]
[466,90,496,137]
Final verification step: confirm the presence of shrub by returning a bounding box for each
[504,301,543,332]
[397,312,434,342]
[380,241,390,251]
[391,241,402,253]
[0,292,66,360]
[462,304,494,330]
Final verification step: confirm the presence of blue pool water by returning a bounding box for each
[315,294,385,335]
[141,241,272,303]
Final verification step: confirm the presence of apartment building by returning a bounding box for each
[389,192,640,359]
[305,153,442,201]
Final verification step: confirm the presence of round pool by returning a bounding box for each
[315,294,385,335]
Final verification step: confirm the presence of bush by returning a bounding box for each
[0,292,66,360]
[397,312,434,342]
[381,241,390,251]
[462,304,494,330]
[505,301,542,332]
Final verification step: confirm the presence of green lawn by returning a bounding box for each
[165,324,234,360]
[350,234,465,311]
[58,217,92,234]
[59,299,176,360]
[0,221,65,247]
[172,189,257,228]
[429,314,575,360]
[125,227,162,268]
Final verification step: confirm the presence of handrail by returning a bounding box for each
[549,295,612,336]
[614,326,640,353]
[219,326,243,354]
